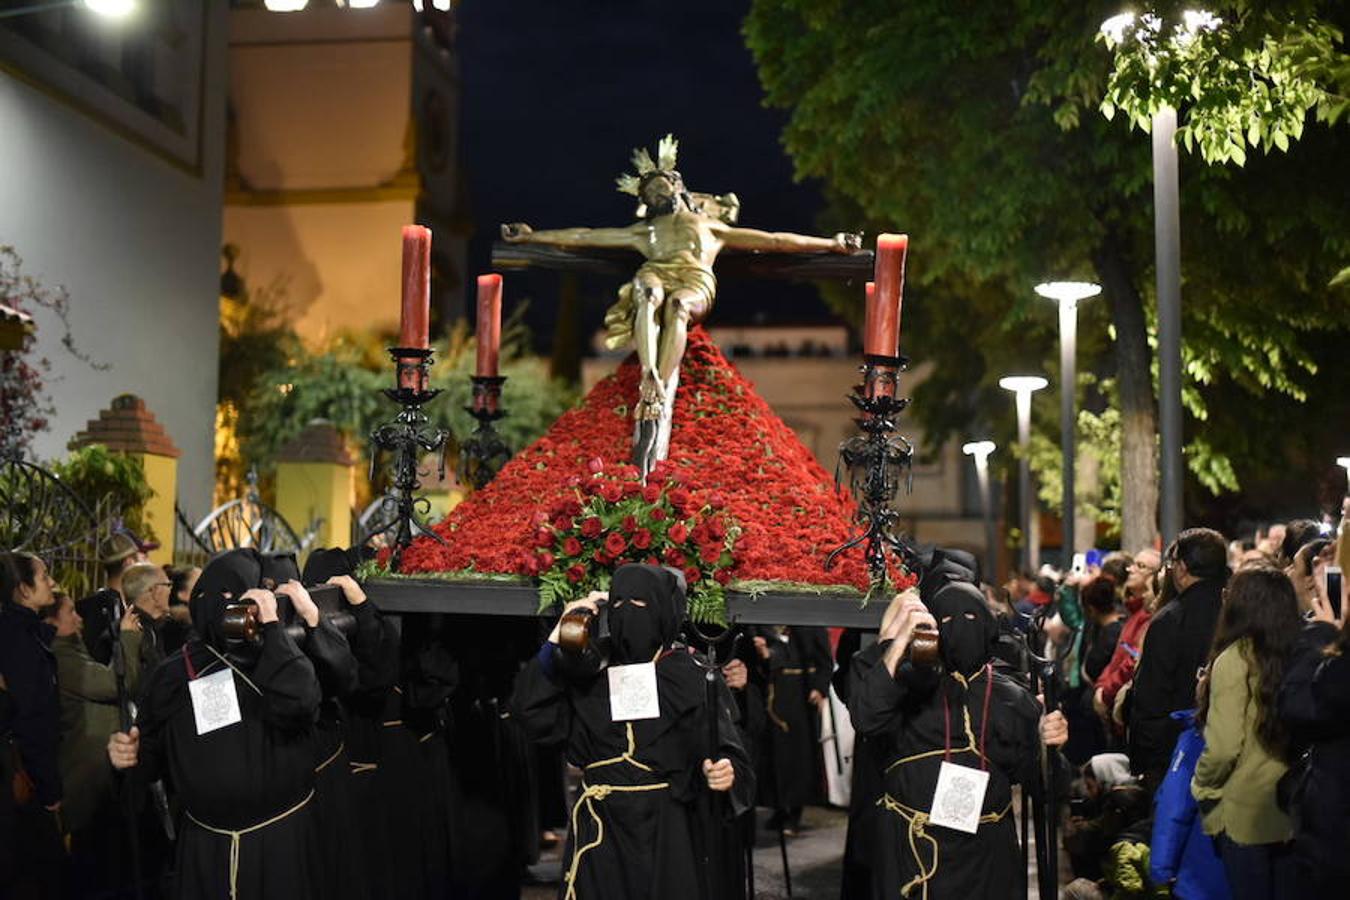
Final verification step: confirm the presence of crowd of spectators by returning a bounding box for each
[997,501,1350,900]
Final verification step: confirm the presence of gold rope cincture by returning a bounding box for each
[878,664,998,898]
[562,721,670,900]
[200,644,263,697]
[185,790,314,900]
[876,794,1011,899]
[314,740,345,774]
[349,762,377,775]
[766,667,806,733]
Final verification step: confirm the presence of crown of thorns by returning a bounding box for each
[615,134,681,196]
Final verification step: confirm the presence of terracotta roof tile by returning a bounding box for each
[68,394,181,459]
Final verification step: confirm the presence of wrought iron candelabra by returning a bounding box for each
[369,347,449,571]
[824,353,918,600]
[458,375,511,490]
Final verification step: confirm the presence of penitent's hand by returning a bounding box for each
[108,727,139,770]
[326,575,366,607]
[241,588,278,625]
[722,659,748,691]
[285,581,320,629]
[1041,710,1068,748]
[501,222,533,241]
[882,596,936,677]
[703,758,735,792]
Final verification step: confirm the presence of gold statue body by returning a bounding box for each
[502,135,859,475]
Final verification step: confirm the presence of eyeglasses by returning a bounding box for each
[155,582,173,590]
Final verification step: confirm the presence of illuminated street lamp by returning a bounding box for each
[0,0,136,19]
[1100,9,1220,544]
[999,376,1048,569]
[962,440,998,580]
[1036,281,1100,564]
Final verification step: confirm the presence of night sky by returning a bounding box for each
[454,0,837,351]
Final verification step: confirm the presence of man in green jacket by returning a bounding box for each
[44,592,141,842]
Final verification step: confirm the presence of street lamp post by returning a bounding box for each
[1035,281,1101,566]
[1100,10,1222,545]
[1153,107,1184,545]
[999,376,1048,571]
[962,440,997,581]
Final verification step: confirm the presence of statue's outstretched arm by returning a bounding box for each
[500,222,641,250]
[718,226,861,254]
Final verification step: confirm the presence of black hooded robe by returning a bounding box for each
[511,565,755,900]
[846,582,1042,900]
[132,549,324,900]
[754,624,832,818]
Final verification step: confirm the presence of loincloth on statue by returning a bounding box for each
[603,261,717,351]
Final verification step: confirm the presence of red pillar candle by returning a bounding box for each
[399,225,432,350]
[868,233,908,357]
[476,273,503,378]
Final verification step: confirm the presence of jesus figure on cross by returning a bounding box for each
[502,134,860,476]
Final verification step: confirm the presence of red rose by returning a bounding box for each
[621,515,638,534]
[563,537,583,557]
[604,532,627,555]
[707,518,727,540]
[668,488,692,510]
[708,492,727,510]
[587,456,605,474]
[667,522,689,544]
[623,480,642,497]
[565,474,583,489]
[641,484,662,503]
[531,510,549,528]
[552,515,572,531]
[600,482,624,503]
[714,568,732,586]
[699,543,722,565]
[683,566,702,586]
[525,556,541,576]
[563,498,583,517]
[580,517,603,539]
[533,529,554,549]
[645,555,660,566]
[650,508,668,523]
[632,528,653,550]
[664,548,686,568]
[566,564,588,583]
[594,550,613,566]
[690,524,710,546]
[537,550,555,569]
[614,558,632,569]
[584,479,602,496]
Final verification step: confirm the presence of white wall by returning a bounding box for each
[0,2,228,517]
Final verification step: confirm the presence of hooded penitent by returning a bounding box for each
[260,552,301,589]
[606,564,687,664]
[928,581,999,677]
[190,548,264,652]
[917,546,980,607]
[301,547,364,585]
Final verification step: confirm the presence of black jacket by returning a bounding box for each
[1127,577,1223,777]
[1277,622,1350,886]
[0,603,62,806]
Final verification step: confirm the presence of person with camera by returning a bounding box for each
[106,548,324,900]
[511,563,753,900]
[1128,528,1229,786]
[0,552,64,899]
[845,582,1068,899]
[1276,548,1350,897]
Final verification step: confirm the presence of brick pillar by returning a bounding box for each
[69,394,180,566]
[275,420,354,553]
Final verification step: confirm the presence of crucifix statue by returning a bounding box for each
[501,135,861,477]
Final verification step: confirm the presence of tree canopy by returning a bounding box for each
[745,0,1350,541]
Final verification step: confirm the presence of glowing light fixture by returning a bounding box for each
[1034,281,1101,305]
[84,0,135,16]
[264,0,308,11]
[962,441,996,464]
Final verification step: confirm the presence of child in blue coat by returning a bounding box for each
[1150,711,1230,899]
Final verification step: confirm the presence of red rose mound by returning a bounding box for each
[398,327,872,590]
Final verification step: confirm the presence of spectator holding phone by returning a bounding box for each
[1277,553,1350,897]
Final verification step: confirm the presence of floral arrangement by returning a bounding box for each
[531,457,739,621]
[397,328,897,617]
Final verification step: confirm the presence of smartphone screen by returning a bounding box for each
[1328,566,1343,620]
[1071,552,1087,575]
